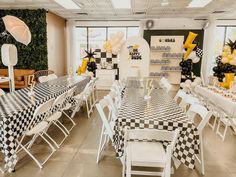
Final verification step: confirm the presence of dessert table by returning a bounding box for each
[194,85,236,117]
[113,83,200,169]
[0,75,90,172]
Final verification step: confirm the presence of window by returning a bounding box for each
[75,26,139,67]
[88,28,106,50]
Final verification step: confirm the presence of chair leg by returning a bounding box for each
[43,131,60,149]
[38,133,56,165]
[216,119,228,141]
[27,134,39,149]
[126,152,131,177]
[200,135,205,175]
[51,121,69,146]
[15,138,43,169]
[62,111,76,132]
[85,99,91,118]
[96,125,105,163]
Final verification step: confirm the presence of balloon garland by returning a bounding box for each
[84,49,97,76]
[212,39,236,82]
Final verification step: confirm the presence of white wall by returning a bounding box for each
[47,12,66,76]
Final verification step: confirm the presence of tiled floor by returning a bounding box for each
[1,91,236,177]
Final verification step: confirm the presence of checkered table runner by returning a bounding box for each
[0,76,90,172]
[113,87,200,169]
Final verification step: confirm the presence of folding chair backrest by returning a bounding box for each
[179,95,200,111]
[104,92,118,120]
[160,77,172,92]
[48,74,58,81]
[187,103,212,133]
[96,99,114,139]
[126,129,179,147]
[174,89,186,102]
[53,91,68,108]
[66,86,77,98]
[32,98,55,125]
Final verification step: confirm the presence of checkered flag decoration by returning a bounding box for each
[196,47,203,58]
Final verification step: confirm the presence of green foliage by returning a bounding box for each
[0,9,47,70]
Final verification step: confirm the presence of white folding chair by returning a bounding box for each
[0,89,5,96]
[216,108,231,141]
[174,89,187,103]
[179,95,200,113]
[104,90,120,117]
[159,77,172,93]
[15,98,56,169]
[186,103,212,175]
[72,81,94,118]
[123,129,179,177]
[45,91,70,147]
[96,98,116,163]
[61,86,78,132]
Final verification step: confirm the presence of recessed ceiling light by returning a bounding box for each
[111,0,131,9]
[161,0,169,6]
[187,0,213,8]
[54,0,81,9]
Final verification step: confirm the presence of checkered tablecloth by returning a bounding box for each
[0,76,90,172]
[113,87,200,169]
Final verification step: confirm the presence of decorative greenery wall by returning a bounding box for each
[0,9,47,70]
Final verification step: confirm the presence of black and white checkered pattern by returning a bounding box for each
[196,47,203,58]
[0,76,90,172]
[94,49,118,64]
[113,86,200,169]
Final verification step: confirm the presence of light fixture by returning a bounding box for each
[54,0,81,9]
[187,0,213,8]
[161,0,169,6]
[111,0,131,9]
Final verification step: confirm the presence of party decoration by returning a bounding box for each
[196,47,203,58]
[179,59,193,80]
[220,73,235,89]
[77,58,88,75]
[28,74,35,96]
[127,44,142,60]
[183,32,198,60]
[213,39,236,83]
[84,49,97,76]
[103,31,125,55]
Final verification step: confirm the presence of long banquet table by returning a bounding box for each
[113,79,200,169]
[0,75,90,172]
[195,85,236,117]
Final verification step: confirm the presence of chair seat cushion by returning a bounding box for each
[46,112,62,121]
[127,142,166,166]
[26,121,48,136]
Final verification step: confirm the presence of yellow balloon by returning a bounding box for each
[233,49,236,55]
[103,41,112,53]
[223,45,231,52]
[222,52,228,58]
[227,54,234,60]
[229,60,236,66]
[77,58,88,75]
[183,32,198,48]
[221,57,229,64]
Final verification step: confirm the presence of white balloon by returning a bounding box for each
[185,79,192,85]
[191,82,198,88]
[112,47,119,55]
[194,77,202,85]
[117,31,124,39]
[189,51,197,59]
[110,33,116,40]
[180,83,186,88]
[192,56,200,63]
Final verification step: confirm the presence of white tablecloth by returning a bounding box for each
[195,86,236,117]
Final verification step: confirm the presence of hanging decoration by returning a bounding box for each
[183,32,198,60]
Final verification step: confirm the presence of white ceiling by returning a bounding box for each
[0,0,236,20]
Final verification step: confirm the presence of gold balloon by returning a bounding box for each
[222,52,228,58]
[229,60,236,66]
[103,41,112,53]
[221,57,229,64]
[223,45,231,52]
[227,54,234,60]
[77,58,88,75]
[183,32,198,60]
